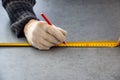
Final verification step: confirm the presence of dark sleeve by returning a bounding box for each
[2,0,39,37]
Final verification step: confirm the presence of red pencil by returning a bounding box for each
[41,13,52,25]
[41,13,66,44]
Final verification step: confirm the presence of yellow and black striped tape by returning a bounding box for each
[0,41,119,48]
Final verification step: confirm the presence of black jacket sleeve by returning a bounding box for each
[2,0,39,37]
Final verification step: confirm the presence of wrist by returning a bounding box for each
[24,19,38,35]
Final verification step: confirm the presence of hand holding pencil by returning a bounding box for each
[23,14,67,50]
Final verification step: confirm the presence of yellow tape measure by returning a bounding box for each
[0,41,119,48]
[56,41,118,48]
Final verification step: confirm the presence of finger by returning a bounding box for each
[52,25,67,36]
[38,38,54,47]
[37,43,50,50]
[56,27,67,36]
[44,33,61,44]
[32,26,60,45]
[35,30,60,44]
[47,27,65,42]
[31,38,50,50]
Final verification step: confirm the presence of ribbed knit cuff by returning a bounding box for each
[2,0,39,37]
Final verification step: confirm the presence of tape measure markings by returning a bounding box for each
[0,41,118,48]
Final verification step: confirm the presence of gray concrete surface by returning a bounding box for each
[0,0,120,80]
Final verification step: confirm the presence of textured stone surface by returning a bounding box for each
[0,0,120,80]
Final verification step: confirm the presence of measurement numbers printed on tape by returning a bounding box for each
[0,41,119,48]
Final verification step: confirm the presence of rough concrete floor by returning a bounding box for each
[0,0,120,80]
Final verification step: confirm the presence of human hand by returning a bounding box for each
[24,19,67,50]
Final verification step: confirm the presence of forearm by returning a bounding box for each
[2,0,39,37]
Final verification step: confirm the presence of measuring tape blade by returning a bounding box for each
[55,41,118,48]
[0,41,118,48]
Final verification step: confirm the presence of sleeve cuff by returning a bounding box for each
[2,0,38,37]
[11,12,39,37]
